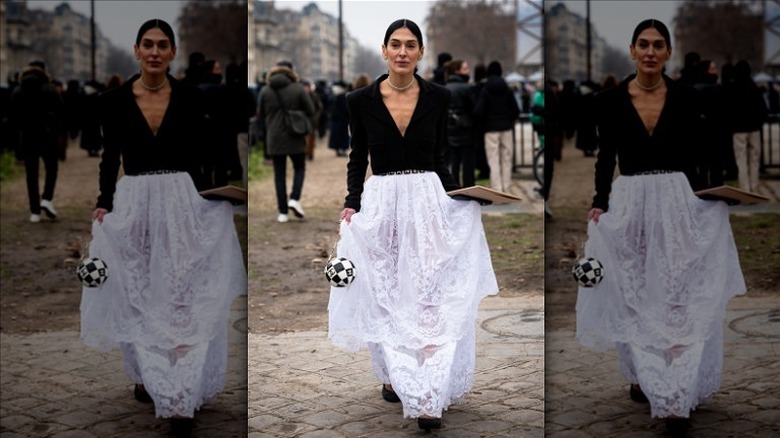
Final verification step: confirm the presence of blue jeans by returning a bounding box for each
[272,153,305,214]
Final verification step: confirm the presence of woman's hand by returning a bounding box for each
[93,208,109,224]
[587,208,604,224]
[340,208,356,224]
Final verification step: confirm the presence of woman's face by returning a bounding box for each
[134,27,176,75]
[382,27,423,75]
[629,27,670,76]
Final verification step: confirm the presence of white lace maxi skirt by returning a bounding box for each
[80,172,246,418]
[328,172,499,418]
[576,172,745,418]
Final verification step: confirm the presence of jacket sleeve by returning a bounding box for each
[96,93,121,211]
[592,93,616,211]
[434,89,460,191]
[344,93,369,211]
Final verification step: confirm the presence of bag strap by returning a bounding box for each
[271,88,289,115]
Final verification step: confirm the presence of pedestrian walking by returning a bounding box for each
[328,18,498,432]
[444,59,476,187]
[577,19,745,437]
[79,19,246,437]
[328,81,350,157]
[7,61,66,223]
[302,80,322,161]
[257,61,315,222]
[726,60,768,193]
[474,60,520,193]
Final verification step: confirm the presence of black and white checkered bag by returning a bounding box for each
[572,256,604,288]
[77,257,109,288]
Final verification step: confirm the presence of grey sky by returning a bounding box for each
[26,1,185,52]
[274,1,434,50]
[552,1,678,51]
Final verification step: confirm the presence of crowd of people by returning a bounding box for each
[253,55,529,222]
[538,54,776,222]
[1,53,251,224]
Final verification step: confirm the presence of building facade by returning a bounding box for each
[2,1,110,85]
[252,0,361,84]
[545,2,607,84]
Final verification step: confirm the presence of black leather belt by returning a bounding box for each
[136,169,180,176]
[626,170,677,176]
[377,169,427,176]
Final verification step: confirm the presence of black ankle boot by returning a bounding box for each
[417,417,442,432]
[170,417,194,437]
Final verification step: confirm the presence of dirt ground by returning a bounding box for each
[247,136,544,334]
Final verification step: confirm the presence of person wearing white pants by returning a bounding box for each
[484,130,514,192]
[474,60,520,194]
[732,130,761,192]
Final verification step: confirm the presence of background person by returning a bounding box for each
[7,61,66,223]
[257,61,315,222]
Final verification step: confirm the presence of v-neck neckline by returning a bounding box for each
[380,92,421,139]
[130,80,173,139]
[626,86,668,139]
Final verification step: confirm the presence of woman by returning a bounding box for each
[576,19,745,435]
[79,19,246,436]
[327,19,498,431]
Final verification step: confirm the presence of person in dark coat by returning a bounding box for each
[444,59,476,187]
[431,52,452,86]
[198,60,233,188]
[474,60,520,193]
[471,63,490,180]
[726,60,768,192]
[257,62,316,222]
[328,81,350,157]
[693,60,730,187]
[7,62,66,222]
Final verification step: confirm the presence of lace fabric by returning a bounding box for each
[80,172,246,418]
[328,172,498,417]
[576,172,745,417]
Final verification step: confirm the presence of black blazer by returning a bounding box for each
[345,74,459,211]
[97,75,209,210]
[592,75,704,210]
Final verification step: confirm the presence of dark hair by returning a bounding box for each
[630,19,671,50]
[135,19,176,47]
[473,64,487,82]
[487,60,503,77]
[383,19,424,47]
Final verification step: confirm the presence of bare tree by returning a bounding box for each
[601,44,634,80]
[178,0,248,74]
[106,45,137,80]
[426,0,516,73]
[353,45,386,80]
[673,0,764,72]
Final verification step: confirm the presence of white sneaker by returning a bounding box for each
[288,199,305,218]
[29,214,41,223]
[40,199,57,219]
[277,213,289,223]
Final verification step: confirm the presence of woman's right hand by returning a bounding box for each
[93,208,109,224]
[587,208,604,224]
[340,208,356,224]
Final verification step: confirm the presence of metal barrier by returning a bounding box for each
[512,113,538,172]
[762,114,780,171]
